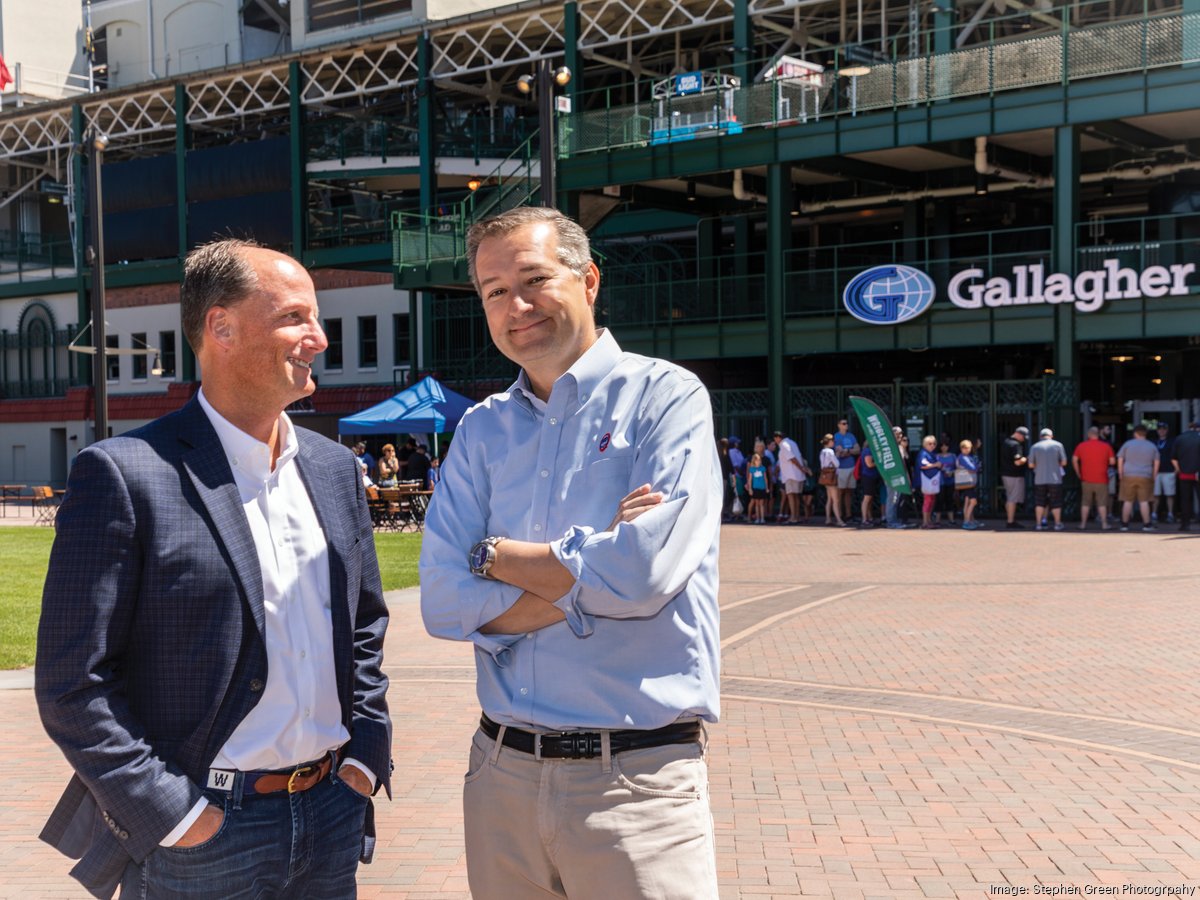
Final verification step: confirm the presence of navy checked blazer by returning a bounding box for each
[35,397,392,899]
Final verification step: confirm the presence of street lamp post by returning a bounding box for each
[88,129,109,443]
[517,60,571,210]
[537,58,555,207]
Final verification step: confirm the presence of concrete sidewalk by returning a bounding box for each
[3,524,1199,898]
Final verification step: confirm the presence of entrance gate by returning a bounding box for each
[712,376,1079,516]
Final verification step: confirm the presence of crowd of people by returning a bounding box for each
[351,437,443,491]
[718,418,1200,532]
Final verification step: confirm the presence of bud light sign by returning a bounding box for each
[674,72,704,95]
[843,265,937,325]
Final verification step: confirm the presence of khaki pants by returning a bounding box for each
[462,727,718,899]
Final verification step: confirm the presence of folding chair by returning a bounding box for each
[31,486,58,527]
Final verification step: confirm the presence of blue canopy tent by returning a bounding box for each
[338,377,476,452]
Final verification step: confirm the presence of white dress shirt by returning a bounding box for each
[162,390,370,845]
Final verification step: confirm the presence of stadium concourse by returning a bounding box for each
[1,523,1198,898]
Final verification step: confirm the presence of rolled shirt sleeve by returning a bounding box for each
[550,381,720,631]
[419,414,527,663]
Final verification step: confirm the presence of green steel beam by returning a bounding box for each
[765,164,790,429]
[289,62,305,258]
[564,2,580,109]
[416,34,436,382]
[734,0,752,86]
[175,83,196,382]
[71,104,89,387]
[1053,125,1079,380]
[558,66,1200,191]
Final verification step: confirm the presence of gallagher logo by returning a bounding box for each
[843,265,937,325]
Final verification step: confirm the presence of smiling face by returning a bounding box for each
[211,249,327,416]
[474,222,600,399]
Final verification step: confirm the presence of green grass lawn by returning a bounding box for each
[0,527,422,670]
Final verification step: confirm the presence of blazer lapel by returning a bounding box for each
[177,400,267,641]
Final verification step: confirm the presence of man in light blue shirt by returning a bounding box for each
[420,207,721,898]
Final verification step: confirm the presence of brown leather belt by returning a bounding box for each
[226,749,343,797]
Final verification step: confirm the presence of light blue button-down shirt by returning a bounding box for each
[419,329,721,731]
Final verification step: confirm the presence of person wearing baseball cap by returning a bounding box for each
[1028,427,1068,530]
[1000,426,1031,528]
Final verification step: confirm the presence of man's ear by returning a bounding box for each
[208,307,233,346]
[583,261,601,306]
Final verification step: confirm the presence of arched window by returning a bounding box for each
[18,301,58,393]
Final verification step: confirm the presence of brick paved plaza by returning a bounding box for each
[2,521,1199,898]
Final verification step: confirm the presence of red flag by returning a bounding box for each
[0,55,12,91]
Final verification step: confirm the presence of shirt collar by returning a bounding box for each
[510,328,622,411]
[198,387,299,482]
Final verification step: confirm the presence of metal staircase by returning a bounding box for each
[392,134,540,289]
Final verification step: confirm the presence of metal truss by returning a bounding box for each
[0,0,1177,168]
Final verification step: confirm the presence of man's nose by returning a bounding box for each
[308,321,329,352]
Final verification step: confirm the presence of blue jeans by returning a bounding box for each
[121,765,369,899]
[885,489,900,525]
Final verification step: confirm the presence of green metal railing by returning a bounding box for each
[1075,211,1200,273]
[308,114,534,165]
[392,135,539,272]
[309,197,426,247]
[0,230,75,282]
[563,5,1200,156]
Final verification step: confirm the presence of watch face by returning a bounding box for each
[470,542,489,572]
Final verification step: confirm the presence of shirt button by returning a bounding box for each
[300,650,307,659]
[520,688,528,695]
[540,470,549,478]
[249,678,264,692]
[549,417,558,425]
[533,524,541,532]
[305,708,311,718]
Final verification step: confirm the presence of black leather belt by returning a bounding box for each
[480,714,701,760]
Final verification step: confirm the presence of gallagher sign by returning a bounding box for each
[844,259,1196,323]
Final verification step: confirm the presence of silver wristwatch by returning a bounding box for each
[468,536,506,579]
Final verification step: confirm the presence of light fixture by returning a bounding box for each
[1044,367,1056,374]
[92,132,109,153]
[687,180,696,202]
[151,354,164,376]
[467,177,482,192]
[1020,14,1033,29]
[1152,378,1163,385]
[516,74,535,95]
[975,172,988,195]
[47,196,63,205]
[1110,355,1133,363]
[553,66,572,87]
[840,65,871,77]
[1153,354,1162,362]
[1103,180,1115,198]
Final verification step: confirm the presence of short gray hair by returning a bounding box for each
[465,207,592,291]
[181,238,261,351]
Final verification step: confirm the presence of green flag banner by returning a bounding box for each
[848,395,912,495]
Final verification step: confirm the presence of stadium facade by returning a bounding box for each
[1,0,1199,506]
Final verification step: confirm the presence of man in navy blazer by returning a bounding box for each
[35,239,391,898]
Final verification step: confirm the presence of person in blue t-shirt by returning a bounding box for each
[917,435,942,529]
[935,439,958,525]
[956,439,982,529]
[833,418,861,522]
[746,452,772,524]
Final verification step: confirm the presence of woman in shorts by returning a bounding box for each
[956,439,982,529]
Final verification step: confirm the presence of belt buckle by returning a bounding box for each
[287,763,319,793]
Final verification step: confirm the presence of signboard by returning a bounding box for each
[673,72,704,95]
[849,396,912,495]
[843,260,1197,323]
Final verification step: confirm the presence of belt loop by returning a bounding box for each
[231,772,245,811]
[533,732,543,762]
[698,721,710,756]
[600,731,612,774]
[490,725,507,765]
